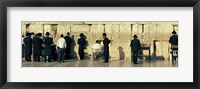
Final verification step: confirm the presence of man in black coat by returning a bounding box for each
[77,33,86,60]
[64,32,72,60]
[102,33,111,63]
[169,31,178,62]
[23,33,33,61]
[33,33,43,62]
[169,31,178,47]
[130,34,141,64]
[44,32,53,62]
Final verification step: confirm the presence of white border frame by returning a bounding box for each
[7,7,193,82]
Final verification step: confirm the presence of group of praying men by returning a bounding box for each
[22,30,178,64]
[22,32,111,63]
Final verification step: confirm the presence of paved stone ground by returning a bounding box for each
[22,57,178,67]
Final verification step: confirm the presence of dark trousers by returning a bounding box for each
[25,55,31,61]
[34,55,40,62]
[171,48,178,62]
[103,47,109,62]
[79,50,84,60]
[52,52,57,61]
[104,55,109,62]
[44,55,51,62]
[58,48,65,62]
[33,54,36,61]
[22,44,25,58]
[79,48,84,60]
[132,51,138,64]
[65,47,71,59]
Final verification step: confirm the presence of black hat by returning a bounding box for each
[25,32,31,36]
[102,33,107,36]
[46,32,50,36]
[30,32,34,35]
[79,33,84,37]
[37,33,42,37]
[172,31,176,34]
[133,34,138,38]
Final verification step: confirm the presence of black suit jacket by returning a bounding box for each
[130,38,141,52]
[44,37,53,55]
[64,36,72,46]
[169,35,178,45]
[33,37,43,55]
[24,36,33,55]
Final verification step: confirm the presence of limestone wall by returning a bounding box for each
[22,22,178,60]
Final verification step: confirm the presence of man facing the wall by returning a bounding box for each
[56,34,66,63]
[23,32,33,62]
[130,34,141,64]
[44,32,53,62]
[102,33,111,63]
[64,32,72,60]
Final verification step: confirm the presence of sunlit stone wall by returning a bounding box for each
[22,22,178,60]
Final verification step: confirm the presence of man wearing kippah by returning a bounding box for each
[56,34,66,63]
